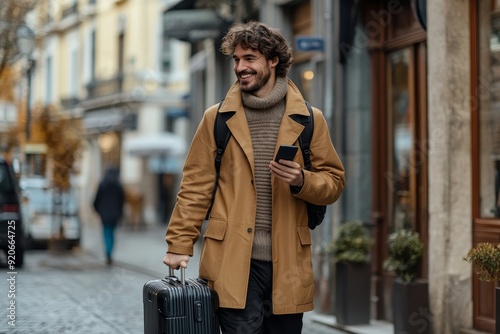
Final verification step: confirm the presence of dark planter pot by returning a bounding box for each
[335,262,371,325]
[392,279,431,334]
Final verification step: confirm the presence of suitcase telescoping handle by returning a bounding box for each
[168,267,186,285]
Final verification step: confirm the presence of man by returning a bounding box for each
[163,21,345,333]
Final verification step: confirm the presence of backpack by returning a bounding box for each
[205,101,326,230]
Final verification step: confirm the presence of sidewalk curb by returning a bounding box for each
[311,314,394,334]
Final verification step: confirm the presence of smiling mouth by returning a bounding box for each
[239,73,253,80]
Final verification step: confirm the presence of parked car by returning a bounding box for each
[0,155,26,267]
[20,177,81,249]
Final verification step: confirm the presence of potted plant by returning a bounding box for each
[383,229,429,334]
[464,242,500,334]
[329,220,371,325]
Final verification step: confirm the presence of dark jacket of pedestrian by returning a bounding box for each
[93,167,125,225]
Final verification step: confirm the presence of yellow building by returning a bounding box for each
[27,0,191,226]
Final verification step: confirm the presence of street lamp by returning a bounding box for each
[16,24,36,141]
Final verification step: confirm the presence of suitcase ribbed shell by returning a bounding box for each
[143,276,219,334]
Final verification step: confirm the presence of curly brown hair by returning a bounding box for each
[220,21,293,77]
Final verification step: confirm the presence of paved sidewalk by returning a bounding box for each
[0,249,158,333]
[81,221,200,278]
[81,221,392,334]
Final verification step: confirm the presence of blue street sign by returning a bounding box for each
[295,36,325,52]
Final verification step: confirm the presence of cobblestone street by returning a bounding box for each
[0,222,347,334]
[0,250,150,333]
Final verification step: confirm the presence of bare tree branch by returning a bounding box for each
[0,0,37,75]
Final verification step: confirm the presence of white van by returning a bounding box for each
[20,177,81,249]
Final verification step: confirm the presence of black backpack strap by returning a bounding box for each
[292,102,326,230]
[291,101,314,171]
[206,101,235,220]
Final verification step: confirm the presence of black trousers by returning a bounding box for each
[218,259,303,334]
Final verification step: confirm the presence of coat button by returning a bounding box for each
[247,228,253,233]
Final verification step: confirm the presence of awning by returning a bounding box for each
[123,132,187,157]
[84,108,125,132]
[163,9,229,42]
[165,0,195,11]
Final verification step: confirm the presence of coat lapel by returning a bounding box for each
[218,84,255,175]
[275,79,310,154]
[217,79,311,176]
[226,109,254,173]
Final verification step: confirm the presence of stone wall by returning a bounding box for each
[427,0,473,332]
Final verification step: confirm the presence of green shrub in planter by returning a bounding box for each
[383,229,424,283]
[464,243,500,334]
[329,220,372,325]
[329,220,371,263]
[384,229,428,334]
[463,242,500,282]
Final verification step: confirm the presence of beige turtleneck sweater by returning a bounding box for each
[241,77,288,262]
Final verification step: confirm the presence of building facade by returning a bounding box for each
[27,0,191,227]
[335,0,491,332]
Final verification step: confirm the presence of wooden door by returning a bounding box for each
[362,0,427,320]
[472,0,500,332]
[382,43,428,320]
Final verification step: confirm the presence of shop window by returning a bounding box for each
[479,10,500,218]
[387,48,415,231]
[98,132,121,168]
[25,154,47,177]
[289,62,314,102]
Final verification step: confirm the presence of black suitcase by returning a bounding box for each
[143,268,220,334]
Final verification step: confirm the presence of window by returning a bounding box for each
[118,31,124,73]
[161,37,171,73]
[69,31,79,98]
[83,27,95,86]
[387,48,414,231]
[479,11,500,218]
[25,154,47,177]
[91,29,96,81]
[71,48,78,96]
[98,133,120,168]
[289,61,314,102]
[45,56,53,104]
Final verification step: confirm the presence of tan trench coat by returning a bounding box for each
[166,79,345,314]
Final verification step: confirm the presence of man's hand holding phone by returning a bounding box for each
[270,145,303,187]
[274,145,298,164]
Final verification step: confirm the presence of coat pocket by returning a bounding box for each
[199,219,227,281]
[292,226,314,305]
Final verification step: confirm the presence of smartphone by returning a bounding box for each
[274,145,298,163]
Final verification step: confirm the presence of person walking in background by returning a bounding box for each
[163,21,345,333]
[93,166,125,265]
